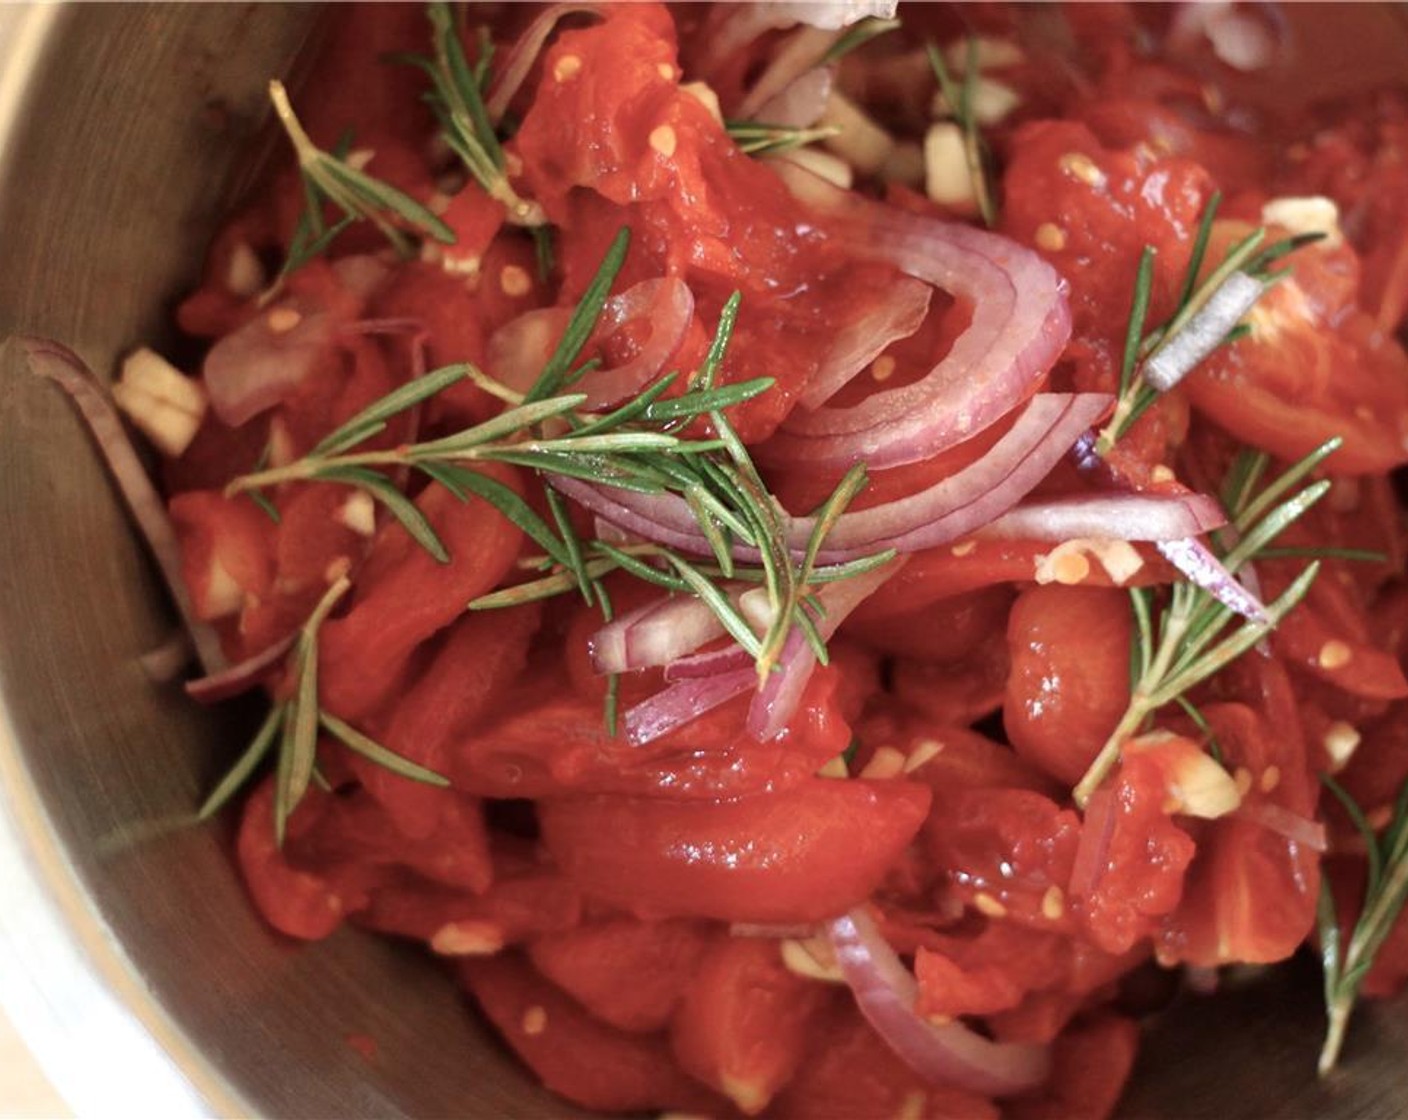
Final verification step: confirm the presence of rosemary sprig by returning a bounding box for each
[725,120,842,158]
[824,16,902,63]
[1095,192,1325,455]
[226,229,891,698]
[1318,772,1408,1075]
[267,80,454,262]
[399,1,545,227]
[1070,438,1340,808]
[197,576,448,844]
[926,38,997,228]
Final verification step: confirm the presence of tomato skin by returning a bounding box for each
[1008,1013,1139,1120]
[1004,585,1133,786]
[770,1003,1000,1120]
[847,587,1016,663]
[236,779,347,941]
[318,467,525,722]
[354,604,540,837]
[670,937,833,1115]
[1158,704,1320,967]
[451,662,851,801]
[539,778,931,923]
[528,918,712,1033]
[459,954,725,1115]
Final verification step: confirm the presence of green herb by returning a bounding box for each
[824,16,902,63]
[267,80,455,267]
[398,2,544,227]
[1318,770,1408,1075]
[1071,438,1340,807]
[725,120,842,158]
[227,230,891,696]
[926,38,997,228]
[197,577,448,844]
[1096,193,1325,454]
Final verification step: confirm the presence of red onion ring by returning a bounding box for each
[664,644,754,681]
[553,393,1110,565]
[1234,800,1328,852]
[620,666,757,746]
[1070,788,1116,901]
[1155,536,1269,625]
[827,908,1051,1097]
[22,337,227,674]
[485,3,604,123]
[763,166,1073,471]
[589,593,727,675]
[796,275,931,410]
[747,558,903,740]
[980,492,1227,543]
[185,632,298,704]
[204,295,338,426]
[579,277,694,411]
[487,307,572,395]
[753,65,836,130]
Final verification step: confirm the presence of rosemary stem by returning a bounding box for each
[1320,1000,1352,1077]
[1073,606,1189,808]
[268,80,319,168]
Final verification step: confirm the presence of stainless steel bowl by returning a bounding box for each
[0,5,1405,1117]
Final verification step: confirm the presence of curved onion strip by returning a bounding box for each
[621,666,756,746]
[485,3,604,123]
[738,26,846,120]
[23,337,227,674]
[185,632,298,704]
[204,295,338,426]
[754,65,836,129]
[1235,800,1328,852]
[589,593,727,675]
[981,492,1227,542]
[827,908,1051,1097]
[665,644,755,681]
[748,558,903,739]
[580,277,694,410]
[552,393,1111,564]
[138,631,194,684]
[1155,536,1269,624]
[764,164,1073,471]
[797,275,931,410]
[1070,788,1116,901]
[486,307,573,394]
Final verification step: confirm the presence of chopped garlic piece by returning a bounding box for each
[933,77,1021,126]
[224,241,265,298]
[337,491,377,537]
[923,122,975,213]
[649,124,678,158]
[1035,538,1144,587]
[816,755,850,779]
[1260,196,1343,249]
[266,416,296,468]
[905,738,943,772]
[1135,735,1241,819]
[680,81,723,125]
[777,146,853,190]
[430,920,505,956]
[112,347,208,458]
[1324,721,1361,772]
[860,746,906,780]
[944,36,1024,72]
[821,90,895,175]
[344,147,376,173]
[781,937,845,984]
[201,557,244,621]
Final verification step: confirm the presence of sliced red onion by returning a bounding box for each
[589,594,727,675]
[763,168,1073,471]
[1168,1,1292,72]
[981,492,1227,542]
[738,26,846,120]
[621,667,757,746]
[579,277,694,410]
[486,3,604,124]
[1155,537,1269,625]
[827,908,1051,1097]
[1070,788,1116,901]
[138,631,194,683]
[185,632,298,704]
[1142,271,1265,392]
[753,65,836,129]
[748,558,903,740]
[1234,800,1328,852]
[487,307,573,396]
[552,392,1111,564]
[204,296,338,426]
[664,644,755,681]
[797,275,930,410]
[23,337,227,674]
